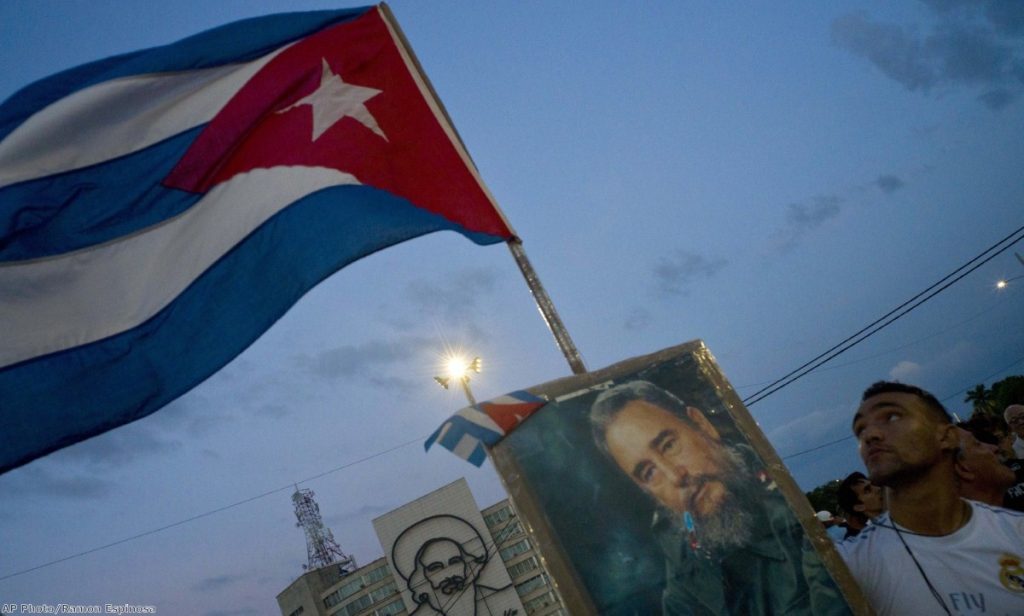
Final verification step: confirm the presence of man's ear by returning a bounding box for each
[937,423,960,454]
[954,452,974,482]
[687,406,720,441]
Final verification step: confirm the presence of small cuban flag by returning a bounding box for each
[425,391,548,466]
[0,5,515,474]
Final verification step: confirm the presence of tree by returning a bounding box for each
[992,376,1024,414]
[965,376,1024,419]
[965,383,995,416]
[805,478,842,515]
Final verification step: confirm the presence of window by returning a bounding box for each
[338,593,373,616]
[288,607,305,616]
[523,591,556,614]
[324,565,392,608]
[370,581,398,603]
[515,574,548,596]
[365,565,390,584]
[499,538,531,561]
[484,506,512,527]
[375,598,405,616]
[507,556,538,578]
[503,519,523,537]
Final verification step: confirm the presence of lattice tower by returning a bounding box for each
[292,487,357,573]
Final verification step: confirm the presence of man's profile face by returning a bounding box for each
[957,427,1015,489]
[419,539,469,595]
[852,392,952,486]
[850,478,884,518]
[604,400,728,517]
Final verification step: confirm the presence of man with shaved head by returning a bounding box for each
[838,382,1024,615]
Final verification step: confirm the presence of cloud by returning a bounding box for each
[404,267,502,320]
[832,5,1024,109]
[0,465,115,500]
[324,502,393,527]
[770,195,842,253]
[623,308,652,331]
[48,425,180,470]
[978,87,1016,108]
[192,573,245,593]
[201,610,259,616]
[653,251,728,296]
[889,360,923,382]
[832,12,938,91]
[767,404,853,457]
[255,404,289,419]
[294,336,427,394]
[875,174,906,194]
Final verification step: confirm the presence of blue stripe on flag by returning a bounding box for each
[0,129,202,261]
[0,185,501,473]
[424,408,505,468]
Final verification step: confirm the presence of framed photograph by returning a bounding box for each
[490,340,870,615]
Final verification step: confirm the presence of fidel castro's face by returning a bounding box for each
[604,400,729,518]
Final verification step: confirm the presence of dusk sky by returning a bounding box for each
[1,1,1023,614]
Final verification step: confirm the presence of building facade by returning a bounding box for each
[277,479,565,616]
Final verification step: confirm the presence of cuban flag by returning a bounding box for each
[425,391,547,467]
[0,6,515,474]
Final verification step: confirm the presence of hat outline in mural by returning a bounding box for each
[391,514,513,615]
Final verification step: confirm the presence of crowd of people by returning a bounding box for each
[829,383,1024,615]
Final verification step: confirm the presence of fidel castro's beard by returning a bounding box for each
[668,445,756,554]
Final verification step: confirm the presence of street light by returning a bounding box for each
[995,276,1019,290]
[434,355,482,405]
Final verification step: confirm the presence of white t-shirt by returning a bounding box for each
[836,500,1024,615]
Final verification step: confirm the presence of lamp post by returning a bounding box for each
[996,275,1024,290]
[434,355,482,405]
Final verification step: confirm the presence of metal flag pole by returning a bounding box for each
[380,3,588,376]
[506,239,587,374]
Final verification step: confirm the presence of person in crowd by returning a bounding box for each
[955,423,1017,507]
[960,414,1016,461]
[1005,404,1024,459]
[837,381,1024,616]
[836,471,885,539]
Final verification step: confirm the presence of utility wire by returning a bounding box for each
[780,354,1024,461]
[0,435,428,583]
[744,225,1024,407]
[5,227,1023,583]
[736,290,1016,390]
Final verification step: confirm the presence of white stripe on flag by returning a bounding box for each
[0,166,360,368]
[0,49,284,189]
[455,407,503,434]
[452,433,480,461]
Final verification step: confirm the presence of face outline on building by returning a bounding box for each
[391,514,515,616]
[418,537,473,596]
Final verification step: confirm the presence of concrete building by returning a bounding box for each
[277,479,565,616]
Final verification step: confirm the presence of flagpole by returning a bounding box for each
[507,240,587,374]
[380,3,588,375]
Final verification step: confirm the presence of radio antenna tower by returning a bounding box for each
[292,487,357,574]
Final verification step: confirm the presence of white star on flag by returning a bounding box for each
[278,58,387,141]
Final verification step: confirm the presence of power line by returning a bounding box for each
[743,225,1024,407]
[735,290,1017,391]
[0,435,428,583]
[779,354,1024,461]
[6,226,1022,583]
